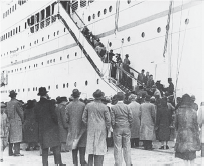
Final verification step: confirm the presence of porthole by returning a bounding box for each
[53,59,55,62]
[85,80,88,86]
[141,32,145,38]
[57,31,59,35]
[36,64,38,67]
[63,84,65,88]
[185,18,189,24]
[54,32,55,36]
[64,28,66,32]
[97,79,99,84]
[42,62,43,65]
[127,36,131,42]
[157,27,161,33]
[48,35,50,39]
[98,11,100,17]
[33,87,35,91]
[166,25,169,30]
[18,89,20,92]
[75,52,77,56]
[109,6,112,12]
[74,82,77,87]
[60,57,62,60]
[104,9,107,14]
[67,54,69,58]
[42,37,44,41]
[23,89,24,92]
[88,16,91,21]
[36,87,37,91]
[127,0,131,4]
[48,86,50,90]
[66,83,69,88]
[92,14,95,19]
[56,85,58,89]
[29,65,30,68]
[34,64,35,67]
[109,42,112,47]
[121,38,124,43]
[28,88,30,91]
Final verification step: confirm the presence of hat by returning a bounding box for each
[142,69,145,72]
[25,100,35,109]
[56,96,61,104]
[117,92,125,101]
[156,80,161,83]
[71,89,81,98]
[60,96,68,102]
[145,95,151,101]
[125,54,129,57]
[152,85,157,89]
[129,94,137,101]
[93,89,103,99]
[168,78,172,81]
[191,95,195,100]
[9,90,17,97]
[37,87,48,96]
[1,102,6,108]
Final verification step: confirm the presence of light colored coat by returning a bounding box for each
[6,99,24,143]
[128,101,141,138]
[140,102,156,140]
[82,100,111,155]
[66,99,86,150]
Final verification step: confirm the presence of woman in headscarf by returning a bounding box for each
[156,97,172,149]
[174,94,200,166]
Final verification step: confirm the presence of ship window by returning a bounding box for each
[72,0,78,12]
[18,89,20,92]
[109,6,112,12]
[48,35,50,39]
[41,10,45,21]
[66,83,69,88]
[74,82,77,87]
[31,15,35,25]
[98,11,100,17]
[23,89,25,92]
[75,52,77,56]
[63,84,65,88]
[37,40,38,43]
[104,9,107,14]
[19,26,20,32]
[13,29,15,35]
[92,14,95,19]
[185,18,189,24]
[50,59,52,63]
[36,13,40,23]
[34,64,35,67]
[10,8,11,13]
[42,37,44,41]
[157,27,161,33]
[60,57,62,60]
[29,65,30,68]
[166,25,169,30]
[46,6,51,18]
[127,0,131,4]
[16,27,18,33]
[6,33,7,39]
[42,62,43,65]
[12,6,14,11]
[80,0,86,8]
[109,42,112,47]
[48,86,50,90]
[51,3,55,15]
[28,88,30,91]
[33,87,35,91]
[25,67,26,70]
[30,43,31,46]
[56,85,58,89]
[47,60,49,64]
[25,22,27,29]
[141,32,145,38]
[88,16,91,21]
[85,81,88,86]
[15,4,16,10]
[11,30,12,36]
[97,79,99,84]
[127,36,131,42]
[64,28,66,32]
[54,32,55,36]
[67,54,69,58]
[34,41,36,44]
[57,31,59,35]
[53,59,55,62]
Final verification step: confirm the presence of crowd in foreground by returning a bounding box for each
[0,86,203,166]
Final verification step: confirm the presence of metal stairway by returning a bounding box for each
[56,2,141,94]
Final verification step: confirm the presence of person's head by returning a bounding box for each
[150,96,156,104]
[145,95,151,102]
[181,94,192,106]
[168,78,172,83]
[110,49,113,53]
[191,95,196,102]
[37,87,48,97]
[56,96,61,104]
[125,54,129,58]
[128,94,137,102]
[71,89,81,99]
[9,90,17,99]
[1,102,6,114]
[149,75,153,80]
[141,69,145,73]
[112,95,118,105]
[117,92,125,101]
[146,72,149,76]
[177,97,181,104]
[93,89,103,100]
[160,97,168,107]
[59,97,68,103]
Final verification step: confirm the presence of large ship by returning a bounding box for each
[0,0,203,103]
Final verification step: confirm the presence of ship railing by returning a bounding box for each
[51,15,57,23]
[46,17,50,27]
[30,26,34,33]
[40,20,44,29]
[35,23,39,32]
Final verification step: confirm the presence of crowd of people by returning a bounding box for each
[0,83,202,166]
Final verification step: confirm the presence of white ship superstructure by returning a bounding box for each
[0,0,203,103]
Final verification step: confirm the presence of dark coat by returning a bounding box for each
[174,105,200,153]
[55,102,68,143]
[23,107,38,143]
[156,105,172,141]
[65,99,86,150]
[34,97,60,149]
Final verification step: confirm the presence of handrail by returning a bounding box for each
[73,11,85,27]
[129,66,140,74]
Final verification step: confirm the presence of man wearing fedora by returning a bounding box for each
[55,97,68,152]
[111,92,133,166]
[163,78,174,96]
[34,87,65,166]
[66,89,87,166]
[82,89,111,166]
[6,90,24,156]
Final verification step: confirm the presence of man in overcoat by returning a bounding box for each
[66,89,87,166]
[55,97,68,152]
[128,94,141,148]
[6,90,24,156]
[82,89,111,166]
[111,92,133,166]
[140,95,156,150]
[34,87,65,166]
